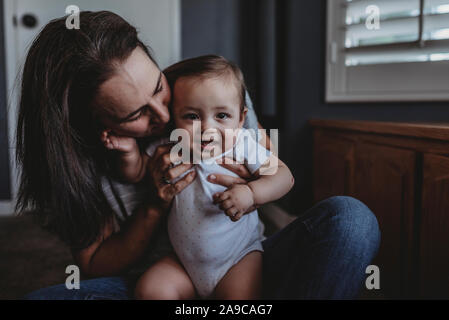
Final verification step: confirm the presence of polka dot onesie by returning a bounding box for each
[146,129,270,298]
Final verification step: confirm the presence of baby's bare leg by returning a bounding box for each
[134,254,196,300]
[213,251,263,300]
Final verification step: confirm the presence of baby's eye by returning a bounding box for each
[183,113,199,120]
[216,113,230,120]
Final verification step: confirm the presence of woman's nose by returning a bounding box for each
[149,100,170,124]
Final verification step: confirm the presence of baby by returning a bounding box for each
[103,55,294,299]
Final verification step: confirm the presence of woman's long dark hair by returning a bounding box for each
[16,11,156,249]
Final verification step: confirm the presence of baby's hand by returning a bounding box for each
[101,130,138,154]
[213,184,255,222]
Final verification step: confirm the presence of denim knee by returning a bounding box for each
[322,196,381,256]
[23,277,131,300]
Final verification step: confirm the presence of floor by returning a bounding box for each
[0,215,73,299]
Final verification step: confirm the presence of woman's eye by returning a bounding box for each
[183,113,199,120]
[155,84,163,94]
[216,113,230,119]
[128,112,143,122]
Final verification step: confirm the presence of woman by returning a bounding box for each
[18,11,380,299]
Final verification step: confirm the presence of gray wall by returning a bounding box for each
[0,0,11,200]
[182,0,449,214]
[182,0,242,65]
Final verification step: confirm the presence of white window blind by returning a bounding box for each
[345,0,449,65]
[326,0,449,102]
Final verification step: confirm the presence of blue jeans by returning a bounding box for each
[24,196,380,300]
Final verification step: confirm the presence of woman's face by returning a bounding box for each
[94,47,171,138]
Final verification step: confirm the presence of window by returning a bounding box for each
[326,0,449,102]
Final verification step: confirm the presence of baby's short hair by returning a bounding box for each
[163,55,247,111]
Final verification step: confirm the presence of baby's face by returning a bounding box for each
[172,76,246,159]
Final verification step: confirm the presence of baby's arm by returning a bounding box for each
[214,154,294,221]
[248,155,294,206]
[101,131,148,183]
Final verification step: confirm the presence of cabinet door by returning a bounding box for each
[313,130,355,202]
[420,154,449,298]
[352,143,416,298]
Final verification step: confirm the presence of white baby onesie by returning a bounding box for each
[146,129,271,298]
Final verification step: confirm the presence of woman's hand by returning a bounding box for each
[147,143,197,208]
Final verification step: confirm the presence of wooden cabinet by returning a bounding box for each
[310,120,449,299]
[313,132,354,198]
[353,143,416,298]
[420,154,449,298]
